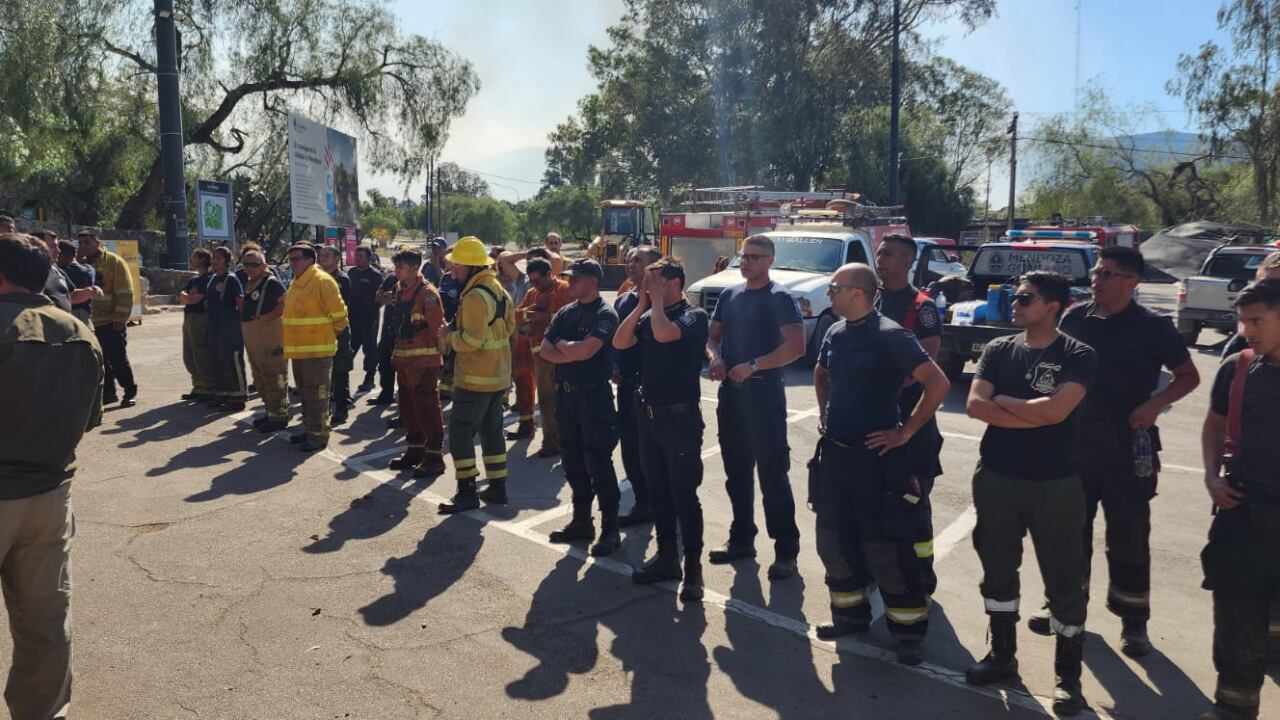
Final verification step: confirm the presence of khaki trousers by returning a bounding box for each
[1,483,73,720]
[533,355,559,452]
[291,357,333,441]
[242,319,289,421]
[181,313,213,395]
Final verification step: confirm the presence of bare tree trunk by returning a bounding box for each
[116,156,165,230]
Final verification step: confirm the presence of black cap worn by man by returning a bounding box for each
[561,258,604,280]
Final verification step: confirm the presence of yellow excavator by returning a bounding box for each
[586,199,657,290]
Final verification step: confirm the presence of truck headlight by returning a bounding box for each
[798,297,812,318]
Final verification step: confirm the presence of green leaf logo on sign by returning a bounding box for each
[203,199,223,231]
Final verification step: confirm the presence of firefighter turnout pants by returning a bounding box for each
[556,383,620,519]
[1201,495,1280,718]
[513,334,536,428]
[399,365,444,456]
[638,403,703,558]
[242,319,289,421]
[972,464,1087,637]
[329,327,352,410]
[94,323,136,399]
[0,483,73,720]
[815,440,930,636]
[377,317,397,397]
[448,388,507,485]
[182,312,214,396]
[717,376,800,557]
[617,381,649,507]
[533,355,560,452]
[208,326,247,403]
[901,387,943,596]
[292,357,333,442]
[1079,421,1157,620]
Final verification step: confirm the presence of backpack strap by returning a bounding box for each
[1224,348,1255,459]
[901,290,931,332]
[470,283,508,326]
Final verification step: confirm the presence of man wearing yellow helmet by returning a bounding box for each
[437,237,517,514]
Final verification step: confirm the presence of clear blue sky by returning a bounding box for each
[370,0,1233,202]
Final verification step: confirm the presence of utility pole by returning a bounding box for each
[154,0,188,268]
[983,160,992,243]
[425,158,433,236]
[888,0,902,205]
[1006,112,1018,232]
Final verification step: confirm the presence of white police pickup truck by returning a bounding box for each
[686,223,878,364]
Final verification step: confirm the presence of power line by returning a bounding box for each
[1020,135,1250,161]
[461,167,544,185]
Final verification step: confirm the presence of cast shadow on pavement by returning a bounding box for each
[1083,630,1210,718]
[357,514,485,627]
[303,476,430,554]
[100,401,224,448]
[501,555,714,718]
[162,431,310,502]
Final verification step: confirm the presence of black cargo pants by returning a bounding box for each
[555,382,620,519]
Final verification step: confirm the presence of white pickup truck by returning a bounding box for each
[1176,244,1278,345]
[685,222,879,364]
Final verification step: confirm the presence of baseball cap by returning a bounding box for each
[561,258,603,280]
[428,237,447,250]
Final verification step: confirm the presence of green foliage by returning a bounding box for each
[441,196,516,247]
[518,185,603,246]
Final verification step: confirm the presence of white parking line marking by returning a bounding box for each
[933,505,979,563]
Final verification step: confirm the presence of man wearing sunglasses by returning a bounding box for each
[706,235,806,580]
[1042,245,1199,658]
[965,271,1098,715]
[812,263,950,665]
[240,248,289,432]
[874,233,945,597]
[281,243,349,452]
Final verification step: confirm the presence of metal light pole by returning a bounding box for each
[1006,112,1019,232]
[154,0,189,268]
[888,0,902,205]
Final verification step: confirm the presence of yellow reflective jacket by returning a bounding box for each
[89,249,134,327]
[282,264,349,359]
[449,268,515,392]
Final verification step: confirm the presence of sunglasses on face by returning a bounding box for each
[738,252,771,263]
[1089,267,1135,280]
[1012,292,1040,307]
[827,283,856,294]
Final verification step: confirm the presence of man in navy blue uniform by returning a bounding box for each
[706,234,806,580]
[812,263,950,665]
[613,245,663,527]
[614,256,709,602]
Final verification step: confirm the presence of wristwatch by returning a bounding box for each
[748,358,758,372]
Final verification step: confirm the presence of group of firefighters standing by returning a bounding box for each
[6,213,1276,719]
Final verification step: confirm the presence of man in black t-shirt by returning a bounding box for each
[1221,252,1280,359]
[240,248,289,431]
[179,248,215,401]
[540,259,622,557]
[1050,245,1200,656]
[55,239,97,325]
[319,245,354,425]
[1199,279,1280,720]
[706,235,806,580]
[372,273,400,407]
[964,271,1098,717]
[348,245,385,392]
[874,233,945,597]
[614,257,709,602]
[812,263,950,666]
[613,245,662,528]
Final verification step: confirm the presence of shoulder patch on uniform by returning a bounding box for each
[917,303,939,328]
[678,310,698,327]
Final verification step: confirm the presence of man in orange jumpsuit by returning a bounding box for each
[516,256,572,458]
[387,249,447,479]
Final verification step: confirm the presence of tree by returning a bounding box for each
[435,162,490,198]
[519,185,602,245]
[1171,0,1280,226]
[47,0,481,229]
[440,196,516,246]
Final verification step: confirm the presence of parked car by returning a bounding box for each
[1176,243,1278,345]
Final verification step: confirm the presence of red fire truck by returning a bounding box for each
[658,187,910,284]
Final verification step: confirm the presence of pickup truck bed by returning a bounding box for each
[938,322,1017,380]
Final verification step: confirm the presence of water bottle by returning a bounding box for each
[986,284,1004,323]
[1132,427,1154,478]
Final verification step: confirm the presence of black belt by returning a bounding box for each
[556,380,607,393]
[642,401,698,419]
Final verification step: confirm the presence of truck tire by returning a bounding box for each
[940,349,967,382]
[1177,319,1199,347]
[805,311,836,366]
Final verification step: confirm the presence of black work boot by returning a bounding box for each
[549,513,595,544]
[413,455,447,480]
[707,541,756,564]
[966,614,1019,686]
[1027,609,1052,636]
[618,502,652,528]
[1120,617,1152,658]
[679,556,704,603]
[359,372,376,392]
[590,516,622,556]
[479,479,508,504]
[816,615,871,641]
[389,448,426,471]
[438,480,480,515]
[895,635,924,666]
[632,550,681,585]
[1053,633,1086,716]
[505,421,535,440]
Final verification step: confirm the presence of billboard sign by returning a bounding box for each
[287,112,360,228]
